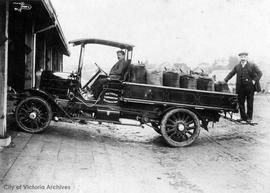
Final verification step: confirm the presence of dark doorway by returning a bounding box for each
[8,9,27,92]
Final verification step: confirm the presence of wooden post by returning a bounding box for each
[24,20,34,89]
[0,0,9,139]
[32,33,36,86]
[59,53,63,72]
[43,38,46,70]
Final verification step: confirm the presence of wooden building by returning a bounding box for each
[0,0,69,141]
[8,0,70,91]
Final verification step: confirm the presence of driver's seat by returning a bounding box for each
[91,61,132,99]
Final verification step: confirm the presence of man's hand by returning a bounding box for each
[252,80,256,85]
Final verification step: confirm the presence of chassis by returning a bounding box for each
[13,39,238,147]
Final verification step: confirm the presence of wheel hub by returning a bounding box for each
[29,112,37,120]
[177,123,185,132]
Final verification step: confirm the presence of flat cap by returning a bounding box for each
[116,50,125,55]
[238,52,248,56]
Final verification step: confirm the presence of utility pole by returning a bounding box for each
[0,0,11,148]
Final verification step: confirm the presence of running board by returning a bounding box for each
[55,117,144,127]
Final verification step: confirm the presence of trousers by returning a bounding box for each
[92,78,108,99]
[238,83,254,120]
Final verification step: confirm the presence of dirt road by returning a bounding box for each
[1,94,270,193]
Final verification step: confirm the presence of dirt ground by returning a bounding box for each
[1,94,270,193]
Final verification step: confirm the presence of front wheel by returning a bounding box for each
[161,108,200,147]
[15,96,52,133]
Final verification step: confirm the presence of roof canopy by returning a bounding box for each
[69,38,134,51]
[41,0,70,56]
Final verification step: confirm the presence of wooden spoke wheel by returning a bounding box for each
[15,97,52,133]
[161,108,200,147]
[151,122,161,135]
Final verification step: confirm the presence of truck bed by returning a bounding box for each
[122,82,238,112]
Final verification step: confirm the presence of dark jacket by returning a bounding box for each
[109,59,129,80]
[224,62,262,93]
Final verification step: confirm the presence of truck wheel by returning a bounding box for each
[151,122,161,135]
[161,108,200,147]
[15,96,52,133]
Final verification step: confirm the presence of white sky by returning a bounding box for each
[51,0,270,72]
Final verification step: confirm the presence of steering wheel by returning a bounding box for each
[94,63,108,76]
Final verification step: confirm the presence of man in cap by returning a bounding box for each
[109,50,129,80]
[224,52,262,123]
[91,50,129,99]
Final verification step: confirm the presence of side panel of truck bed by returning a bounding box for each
[122,82,238,111]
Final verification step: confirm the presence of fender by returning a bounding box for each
[18,89,70,118]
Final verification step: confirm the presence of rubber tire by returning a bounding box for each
[161,108,200,147]
[15,96,52,133]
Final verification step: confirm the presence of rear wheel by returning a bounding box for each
[15,96,52,133]
[161,108,200,147]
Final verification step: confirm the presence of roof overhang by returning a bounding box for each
[69,38,134,51]
[41,0,70,56]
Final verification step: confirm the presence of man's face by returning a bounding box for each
[117,52,125,60]
[239,55,248,62]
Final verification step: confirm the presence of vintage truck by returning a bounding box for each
[14,38,238,147]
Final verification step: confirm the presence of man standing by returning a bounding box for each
[224,52,262,123]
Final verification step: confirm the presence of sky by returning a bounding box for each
[51,0,270,73]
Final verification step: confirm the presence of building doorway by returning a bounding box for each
[8,9,28,92]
